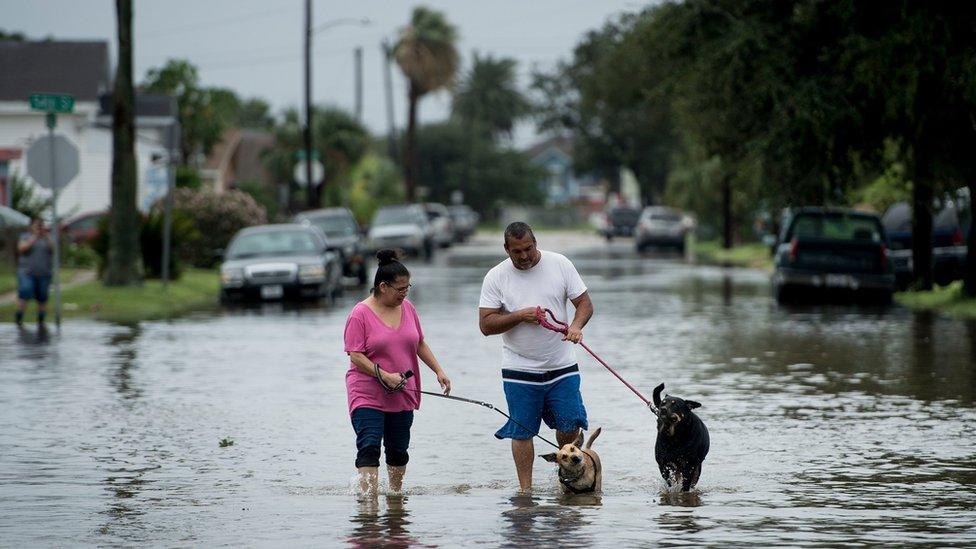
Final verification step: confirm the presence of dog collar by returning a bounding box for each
[559,452,600,494]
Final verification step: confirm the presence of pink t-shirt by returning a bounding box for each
[343,299,424,414]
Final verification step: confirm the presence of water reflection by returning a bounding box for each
[659,490,703,508]
[347,495,416,548]
[500,493,593,547]
[15,322,50,349]
[107,324,142,400]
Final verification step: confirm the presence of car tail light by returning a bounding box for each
[789,238,798,262]
[951,229,964,246]
[880,243,889,269]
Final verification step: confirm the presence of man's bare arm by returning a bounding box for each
[479,307,538,336]
[563,292,593,343]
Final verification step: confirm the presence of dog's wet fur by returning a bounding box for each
[653,383,709,491]
[539,428,603,494]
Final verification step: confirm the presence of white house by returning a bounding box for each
[0,40,174,219]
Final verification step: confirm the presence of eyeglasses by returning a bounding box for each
[385,283,411,294]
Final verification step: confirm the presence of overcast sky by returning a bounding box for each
[4,0,645,147]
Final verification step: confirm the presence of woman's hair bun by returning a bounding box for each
[375,248,400,266]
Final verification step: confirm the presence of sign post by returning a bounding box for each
[27,93,77,330]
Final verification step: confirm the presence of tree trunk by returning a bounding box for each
[103,0,142,286]
[963,180,976,297]
[721,174,733,249]
[910,150,934,291]
[403,84,420,203]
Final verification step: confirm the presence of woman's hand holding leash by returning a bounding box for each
[374,363,408,393]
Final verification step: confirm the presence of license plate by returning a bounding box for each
[825,274,853,288]
[260,285,284,299]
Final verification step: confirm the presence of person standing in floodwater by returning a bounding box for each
[478,221,594,492]
[343,249,451,496]
[14,217,53,327]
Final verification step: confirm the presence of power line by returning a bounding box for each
[138,5,300,39]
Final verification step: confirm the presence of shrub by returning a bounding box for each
[91,210,198,279]
[171,188,267,268]
[140,208,199,279]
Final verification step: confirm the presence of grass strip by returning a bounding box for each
[895,282,976,319]
[0,268,218,324]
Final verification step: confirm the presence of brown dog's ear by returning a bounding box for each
[539,453,557,462]
[573,431,584,448]
[686,400,702,410]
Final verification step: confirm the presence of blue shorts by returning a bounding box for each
[350,407,414,468]
[17,273,51,303]
[495,364,588,440]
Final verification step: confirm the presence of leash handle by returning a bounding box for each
[535,308,654,408]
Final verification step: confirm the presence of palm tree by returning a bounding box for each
[103,0,141,286]
[452,53,531,140]
[394,6,458,202]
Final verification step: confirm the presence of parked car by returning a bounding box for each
[772,208,895,304]
[423,202,455,248]
[635,206,692,252]
[294,207,368,284]
[61,210,106,245]
[368,204,434,259]
[599,206,642,241]
[219,224,342,303]
[448,204,478,242]
[882,189,970,288]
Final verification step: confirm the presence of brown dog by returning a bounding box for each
[539,428,603,494]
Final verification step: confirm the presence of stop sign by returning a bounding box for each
[27,134,80,190]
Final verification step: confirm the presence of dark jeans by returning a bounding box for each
[350,407,414,468]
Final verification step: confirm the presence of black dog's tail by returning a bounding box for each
[652,383,665,409]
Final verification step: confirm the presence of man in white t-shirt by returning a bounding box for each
[478,222,594,492]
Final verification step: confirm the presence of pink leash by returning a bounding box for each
[535,307,654,408]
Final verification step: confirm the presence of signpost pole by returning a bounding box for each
[47,113,61,330]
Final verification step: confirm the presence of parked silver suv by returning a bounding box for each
[367,204,434,259]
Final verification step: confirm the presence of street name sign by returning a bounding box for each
[29,93,75,113]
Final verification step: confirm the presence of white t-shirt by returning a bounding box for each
[479,250,588,371]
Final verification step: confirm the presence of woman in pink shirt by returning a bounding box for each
[344,249,451,495]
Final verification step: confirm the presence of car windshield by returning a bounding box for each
[610,208,641,224]
[303,215,356,238]
[790,214,882,242]
[375,208,421,226]
[227,230,319,258]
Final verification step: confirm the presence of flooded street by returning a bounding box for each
[2,234,975,547]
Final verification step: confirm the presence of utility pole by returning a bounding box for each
[354,47,363,122]
[382,39,398,164]
[303,0,315,210]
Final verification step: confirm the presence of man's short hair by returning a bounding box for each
[504,222,535,245]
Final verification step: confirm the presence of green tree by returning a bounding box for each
[394,6,459,202]
[8,173,51,219]
[413,121,545,217]
[263,107,369,211]
[103,0,141,286]
[0,29,26,40]
[453,53,531,139]
[143,61,264,166]
[237,98,275,130]
[533,13,677,205]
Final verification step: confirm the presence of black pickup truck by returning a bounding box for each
[772,208,896,304]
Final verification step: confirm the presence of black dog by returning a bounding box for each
[653,383,709,491]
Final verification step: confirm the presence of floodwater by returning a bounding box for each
[2,236,975,547]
